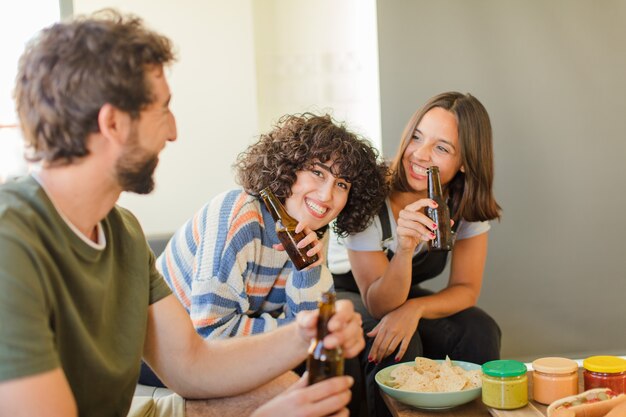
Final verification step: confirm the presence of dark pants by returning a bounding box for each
[338,287,501,417]
[138,361,166,387]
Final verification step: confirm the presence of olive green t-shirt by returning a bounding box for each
[0,176,172,416]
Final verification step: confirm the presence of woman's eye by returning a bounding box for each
[337,182,349,190]
[311,169,323,177]
[437,145,450,153]
[412,134,422,141]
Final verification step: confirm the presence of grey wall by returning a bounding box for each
[377,0,626,360]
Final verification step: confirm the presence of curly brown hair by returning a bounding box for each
[14,9,176,165]
[235,113,389,237]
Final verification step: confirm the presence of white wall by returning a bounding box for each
[252,0,381,150]
[73,0,259,235]
[72,1,381,236]
[377,0,626,360]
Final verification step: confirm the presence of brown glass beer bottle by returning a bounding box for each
[259,187,319,270]
[426,166,453,251]
[307,291,344,385]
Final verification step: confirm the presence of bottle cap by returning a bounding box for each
[532,357,578,374]
[482,360,527,377]
[583,356,626,373]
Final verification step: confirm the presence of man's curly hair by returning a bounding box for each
[235,113,389,237]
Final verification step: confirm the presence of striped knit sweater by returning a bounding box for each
[157,189,333,339]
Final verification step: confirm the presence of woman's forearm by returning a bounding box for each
[363,247,415,318]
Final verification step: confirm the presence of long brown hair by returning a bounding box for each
[389,92,501,222]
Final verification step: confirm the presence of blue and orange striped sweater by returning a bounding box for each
[157,189,333,339]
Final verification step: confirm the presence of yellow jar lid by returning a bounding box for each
[583,356,626,373]
[532,357,578,374]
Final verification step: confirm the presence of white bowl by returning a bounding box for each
[375,359,482,410]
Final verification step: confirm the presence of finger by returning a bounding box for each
[366,322,380,338]
[296,310,318,336]
[324,314,363,353]
[395,338,410,362]
[405,198,435,211]
[286,373,310,391]
[302,243,324,270]
[398,212,438,233]
[272,243,285,251]
[295,222,313,235]
[369,330,389,362]
[301,379,352,417]
[328,300,355,330]
[340,328,365,359]
[309,392,351,417]
[384,335,401,359]
[324,302,360,347]
[297,230,318,248]
[326,409,350,417]
[301,376,353,402]
[304,239,323,256]
[397,222,435,241]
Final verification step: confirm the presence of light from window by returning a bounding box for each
[0,1,60,183]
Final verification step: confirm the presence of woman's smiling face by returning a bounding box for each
[283,160,351,230]
[402,107,464,195]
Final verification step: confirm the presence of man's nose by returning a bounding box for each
[167,113,178,142]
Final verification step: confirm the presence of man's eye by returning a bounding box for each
[311,169,323,177]
[337,182,349,190]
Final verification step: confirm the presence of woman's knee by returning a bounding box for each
[464,307,501,343]
[453,307,501,362]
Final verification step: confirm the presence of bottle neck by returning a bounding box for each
[316,307,334,338]
[427,168,443,198]
[260,187,294,224]
[316,292,336,339]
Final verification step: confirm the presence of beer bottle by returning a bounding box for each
[307,291,344,385]
[426,166,453,251]
[259,187,319,270]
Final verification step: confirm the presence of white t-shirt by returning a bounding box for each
[327,198,490,274]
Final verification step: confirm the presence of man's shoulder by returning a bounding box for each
[0,176,47,234]
[0,175,39,205]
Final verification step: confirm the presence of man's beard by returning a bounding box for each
[115,137,159,194]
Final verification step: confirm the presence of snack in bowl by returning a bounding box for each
[375,357,482,410]
[547,388,626,417]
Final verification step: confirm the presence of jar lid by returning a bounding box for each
[583,356,626,373]
[482,360,527,377]
[532,357,578,374]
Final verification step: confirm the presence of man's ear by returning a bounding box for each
[97,103,132,146]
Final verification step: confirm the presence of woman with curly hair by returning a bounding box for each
[155,113,388,343]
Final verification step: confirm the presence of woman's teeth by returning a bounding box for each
[306,200,327,215]
[411,163,428,175]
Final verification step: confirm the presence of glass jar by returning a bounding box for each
[482,360,528,409]
[583,356,626,394]
[531,357,579,405]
